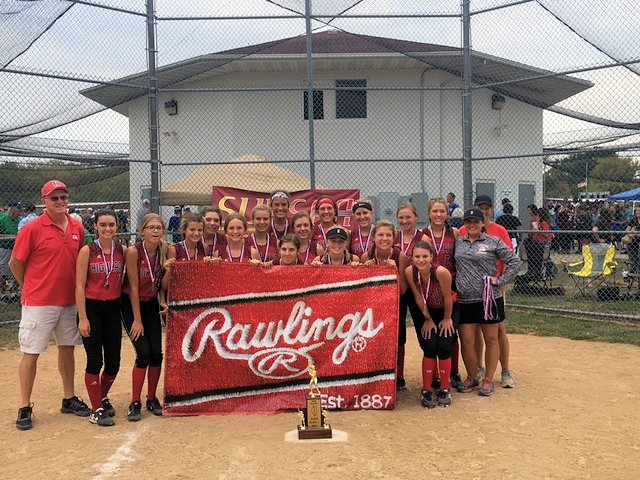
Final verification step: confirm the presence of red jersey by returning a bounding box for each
[422,226,456,276]
[85,241,125,301]
[298,240,318,265]
[270,219,290,241]
[413,264,444,309]
[220,237,253,263]
[369,245,402,268]
[202,232,226,257]
[251,233,279,262]
[122,242,163,301]
[350,226,373,256]
[394,230,423,258]
[12,211,84,306]
[312,224,337,248]
[175,240,206,261]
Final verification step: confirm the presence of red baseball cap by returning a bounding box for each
[41,180,69,197]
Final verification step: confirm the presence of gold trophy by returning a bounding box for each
[297,364,332,439]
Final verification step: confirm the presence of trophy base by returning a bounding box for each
[298,425,333,440]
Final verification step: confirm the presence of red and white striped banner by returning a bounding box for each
[163,262,399,415]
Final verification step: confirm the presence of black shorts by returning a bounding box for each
[458,297,505,325]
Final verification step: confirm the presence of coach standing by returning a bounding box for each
[10,180,90,431]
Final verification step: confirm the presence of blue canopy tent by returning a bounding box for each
[608,187,640,201]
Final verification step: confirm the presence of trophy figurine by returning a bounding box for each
[297,363,332,439]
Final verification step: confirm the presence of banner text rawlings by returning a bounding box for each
[212,187,360,228]
[164,262,399,415]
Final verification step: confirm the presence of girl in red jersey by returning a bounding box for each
[291,211,324,264]
[268,234,304,266]
[395,202,428,390]
[215,213,253,263]
[169,212,206,261]
[163,213,207,287]
[313,196,339,248]
[270,191,291,240]
[361,220,409,390]
[312,226,360,265]
[76,209,125,427]
[423,197,462,388]
[200,206,225,257]
[350,199,374,257]
[120,213,169,421]
[250,205,279,263]
[404,241,455,408]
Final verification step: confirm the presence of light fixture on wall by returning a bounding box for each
[164,99,178,116]
[491,93,506,111]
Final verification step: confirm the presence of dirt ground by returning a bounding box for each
[1,331,639,480]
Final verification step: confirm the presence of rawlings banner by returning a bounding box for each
[212,187,360,228]
[164,262,399,416]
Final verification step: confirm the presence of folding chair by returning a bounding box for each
[514,242,563,295]
[562,243,618,297]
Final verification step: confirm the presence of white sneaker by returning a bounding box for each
[501,370,516,388]
[476,365,486,383]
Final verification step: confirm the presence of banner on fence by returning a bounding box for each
[163,262,399,415]
[212,187,360,228]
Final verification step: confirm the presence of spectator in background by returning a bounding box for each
[0,201,22,293]
[574,204,593,251]
[447,192,464,228]
[68,207,83,224]
[494,198,511,219]
[136,199,151,231]
[168,206,182,243]
[83,208,95,235]
[18,204,38,231]
[521,206,553,280]
[555,203,575,254]
[623,208,640,274]
[495,203,522,252]
[592,207,613,244]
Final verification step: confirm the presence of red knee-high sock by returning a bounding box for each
[439,358,452,390]
[147,366,162,401]
[422,357,437,391]
[450,339,460,375]
[397,345,405,381]
[132,367,147,403]
[84,373,102,411]
[434,358,441,380]
[101,373,117,399]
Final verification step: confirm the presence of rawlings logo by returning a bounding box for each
[181,300,383,380]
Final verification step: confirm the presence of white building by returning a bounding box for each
[82,30,591,221]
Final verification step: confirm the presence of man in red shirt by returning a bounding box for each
[9,180,90,430]
[459,195,517,389]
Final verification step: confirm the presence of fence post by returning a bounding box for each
[305,0,316,189]
[462,0,473,210]
[146,0,160,213]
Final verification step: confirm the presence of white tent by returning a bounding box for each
[160,155,313,205]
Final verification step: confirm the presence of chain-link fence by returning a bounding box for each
[1,0,639,326]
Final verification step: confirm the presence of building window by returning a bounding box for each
[336,79,367,119]
[303,90,324,120]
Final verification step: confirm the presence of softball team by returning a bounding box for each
[26,191,525,431]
